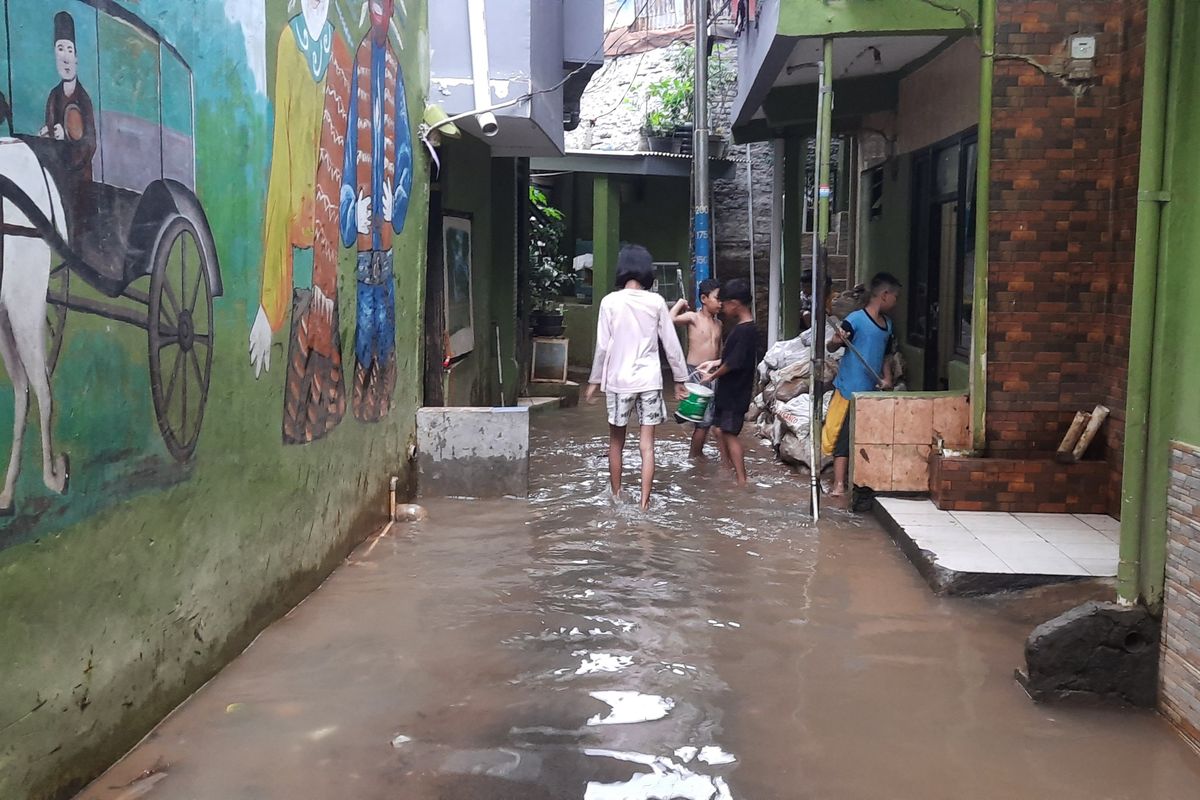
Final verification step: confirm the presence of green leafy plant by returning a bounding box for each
[643,75,693,136]
[641,44,738,138]
[528,186,571,314]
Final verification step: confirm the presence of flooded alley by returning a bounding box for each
[80,407,1200,800]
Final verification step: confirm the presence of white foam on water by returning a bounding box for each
[584,749,734,800]
[586,692,674,725]
[391,734,413,748]
[575,653,635,675]
[698,746,738,765]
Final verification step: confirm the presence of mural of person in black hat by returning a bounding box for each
[39,10,96,182]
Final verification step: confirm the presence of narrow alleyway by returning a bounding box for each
[80,406,1200,800]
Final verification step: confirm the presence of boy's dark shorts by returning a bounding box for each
[834,411,851,458]
[713,404,747,436]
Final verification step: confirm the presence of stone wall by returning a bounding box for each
[566,41,774,292]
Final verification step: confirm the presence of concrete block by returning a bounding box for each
[416,407,530,498]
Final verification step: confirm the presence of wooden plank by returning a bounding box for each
[1056,411,1090,462]
[1071,405,1110,462]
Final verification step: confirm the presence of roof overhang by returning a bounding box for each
[731,0,980,140]
[530,149,738,180]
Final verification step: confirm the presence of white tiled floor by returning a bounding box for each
[877,498,1120,577]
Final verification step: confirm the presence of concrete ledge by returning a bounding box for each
[874,502,1080,596]
[416,407,530,498]
[526,380,581,407]
[873,498,1116,597]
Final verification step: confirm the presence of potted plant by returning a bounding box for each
[528,186,571,337]
[641,75,692,153]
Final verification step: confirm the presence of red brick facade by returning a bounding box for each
[930,453,1110,515]
[984,0,1145,516]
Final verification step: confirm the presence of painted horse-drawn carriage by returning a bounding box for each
[0,0,221,502]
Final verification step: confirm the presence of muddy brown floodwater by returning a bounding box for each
[79,405,1200,800]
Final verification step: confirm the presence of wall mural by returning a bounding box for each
[0,0,222,516]
[0,0,422,543]
[250,0,414,441]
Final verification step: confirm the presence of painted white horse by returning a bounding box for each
[0,138,69,514]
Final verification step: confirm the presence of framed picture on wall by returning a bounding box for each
[443,214,475,357]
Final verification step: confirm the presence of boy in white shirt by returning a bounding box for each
[585,245,689,510]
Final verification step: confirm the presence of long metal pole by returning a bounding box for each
[692,0,711,304]
[768,139,784,346]
[810,38,833,520]
[746,144,757,320]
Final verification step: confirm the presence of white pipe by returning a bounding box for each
[767,139,783,346]
[466,0,499,137]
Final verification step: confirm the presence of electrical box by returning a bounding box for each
[1070,35,1096,60]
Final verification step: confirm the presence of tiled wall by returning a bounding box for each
[1161,441,1200,749]
[852,394,970,492]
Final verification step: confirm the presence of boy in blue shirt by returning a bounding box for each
[822,272,901,496]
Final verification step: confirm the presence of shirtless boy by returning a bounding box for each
[670,278,722,457]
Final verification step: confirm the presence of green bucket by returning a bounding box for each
[677,382,714,423]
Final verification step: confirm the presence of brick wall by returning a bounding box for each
[986,0,1145,515]
[930,454,1110,514]
[1160,441,1200,749]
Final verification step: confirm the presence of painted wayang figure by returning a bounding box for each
[339,0,414,422]
[40,11,96,186]
[249,0,353,444]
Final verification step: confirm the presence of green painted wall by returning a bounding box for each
[859,154,927,386]
[439,138,521,407]
[1130,0,1200,606]
[778,0,980,36]
[0,2,431,796]
[620,175,691,271]
[561,173,690,369]
[781,135,805,339]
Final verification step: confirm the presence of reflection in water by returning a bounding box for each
[78,407,1200,800]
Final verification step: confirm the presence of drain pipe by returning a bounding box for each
[970,0,995,454]
[466,0,500,137]
[1118,0,1172,606]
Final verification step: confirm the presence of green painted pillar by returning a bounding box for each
[781,136,804,339]
[490,157,520,404]
[593,174,620,305]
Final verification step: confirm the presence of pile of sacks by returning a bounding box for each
[747,286,907,473]
[749,320,841,473]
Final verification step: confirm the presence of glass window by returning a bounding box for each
[935,144,960,196]
[97,12,161,190]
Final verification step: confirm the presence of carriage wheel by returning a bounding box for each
[147,215,213,463]
[46,264,68,375]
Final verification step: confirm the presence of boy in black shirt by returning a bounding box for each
[698,279,757,485]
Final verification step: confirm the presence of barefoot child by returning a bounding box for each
[585,245,689,510]
[697,278,758,486]
[670,278,722,457]
[823,272,901,496]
